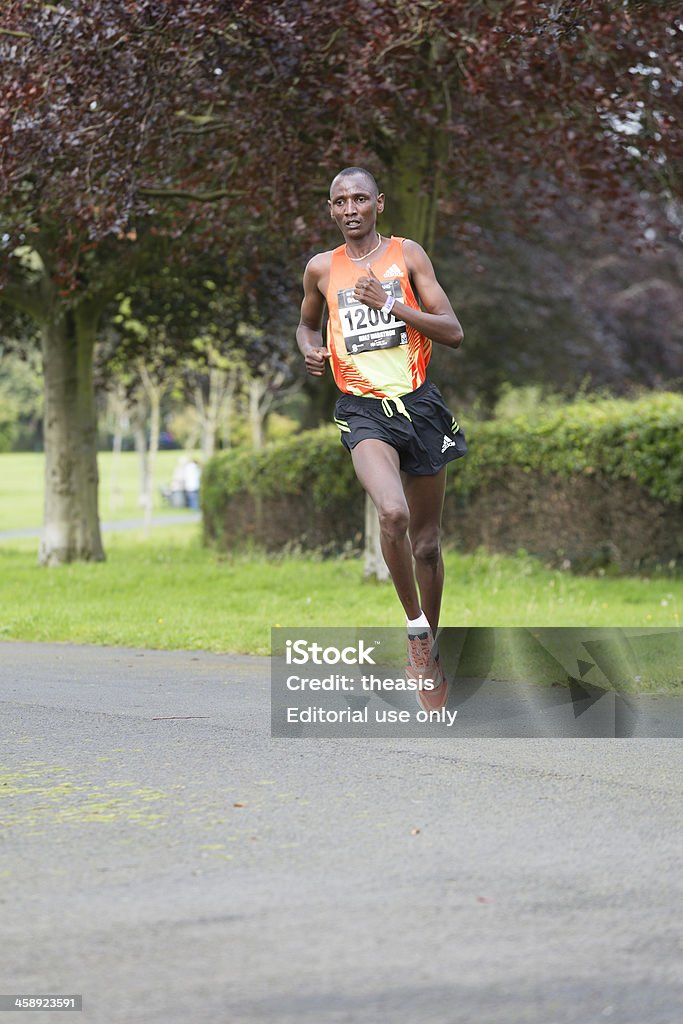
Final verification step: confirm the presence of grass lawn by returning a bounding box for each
[0,527,680,673]
[0,451,197,531]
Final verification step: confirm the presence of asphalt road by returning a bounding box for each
[1,642,681,1024]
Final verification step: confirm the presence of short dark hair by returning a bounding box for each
[330,167,379,197]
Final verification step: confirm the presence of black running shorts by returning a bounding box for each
[334,380,467,476]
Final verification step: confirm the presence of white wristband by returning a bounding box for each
[381,294,396,314]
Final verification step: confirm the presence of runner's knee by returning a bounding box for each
[378,504,410,543]
[412,531,442,569]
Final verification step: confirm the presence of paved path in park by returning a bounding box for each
[1,642,681,1024]
[0,514,201,540]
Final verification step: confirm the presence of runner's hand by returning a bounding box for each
[353,265,386,309]
[304,346,332,376]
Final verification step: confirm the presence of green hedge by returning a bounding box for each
[202,425,359,512]
[202,392,683,569]
[452,392,683,505]
[204,392,683,512]
[201,426,364,552]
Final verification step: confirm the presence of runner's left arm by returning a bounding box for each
[353,241,463,348]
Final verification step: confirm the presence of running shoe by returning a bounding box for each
[406,628,436,675]
[415,657,450,713]
[406,629,450,712]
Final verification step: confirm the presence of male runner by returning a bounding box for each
[296,167,466,711]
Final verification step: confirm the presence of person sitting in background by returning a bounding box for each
[170,456,189,508]
[183,458,201,510]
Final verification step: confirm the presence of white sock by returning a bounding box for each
[407,612,439,660]
[406,611,430,632]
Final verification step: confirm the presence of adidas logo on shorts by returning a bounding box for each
[441,434,456,453]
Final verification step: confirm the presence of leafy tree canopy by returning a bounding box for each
[1,0,680,290]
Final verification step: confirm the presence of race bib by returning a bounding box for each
[337,279,407,355]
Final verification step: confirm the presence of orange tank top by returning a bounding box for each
[325,236,432,399]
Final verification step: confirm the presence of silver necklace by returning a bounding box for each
[346,233,382,262]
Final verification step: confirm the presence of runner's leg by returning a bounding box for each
[402,468,447,632]
[350,439,421,619]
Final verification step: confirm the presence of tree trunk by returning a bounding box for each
[203,365,226,458]
[380,130,444,251]
[39,305,104,565]
[132,401,150,511]
[195,366,234,457]
[249,377,265,450]
[108,384,127,515]
[146,385,160,534]
[139,363,161,535]
[363,494,390,581]
[221,370,240,450]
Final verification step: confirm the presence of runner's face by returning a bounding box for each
[328,175,384,240]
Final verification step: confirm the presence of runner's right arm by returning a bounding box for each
[297,255,331,377]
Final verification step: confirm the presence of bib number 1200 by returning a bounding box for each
[337,279,406,355]
[343,305,396,332]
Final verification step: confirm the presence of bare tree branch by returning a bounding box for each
[137,186,244,202]
[0,282,47,323]
[172,122,234,137]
